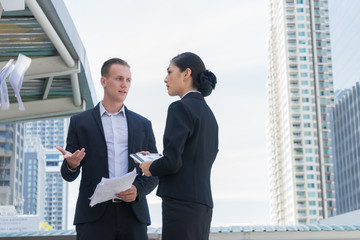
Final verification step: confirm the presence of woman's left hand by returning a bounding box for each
[140,161,153,176]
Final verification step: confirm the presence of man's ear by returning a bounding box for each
[100,76,106,87]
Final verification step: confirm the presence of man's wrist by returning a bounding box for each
[67,163,77,172]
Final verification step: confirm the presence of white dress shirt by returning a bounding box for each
[100,102,129,178]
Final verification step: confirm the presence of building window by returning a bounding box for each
[307,174,314,179]
[308,192,316,197]
[302,98,309,102]
[305,148,312,153]
[300,73,308,77]
[297,16,304,21]
[297,193,306,199]
[307,183,315,189]
[296,175,304,181]
[301,81,308,85]
[309,210,317,215]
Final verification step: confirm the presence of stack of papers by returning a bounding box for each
[89,169,137,207]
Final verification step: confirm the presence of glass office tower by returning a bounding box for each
[332,82,360,214]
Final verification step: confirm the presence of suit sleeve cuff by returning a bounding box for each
[67,163,77,172]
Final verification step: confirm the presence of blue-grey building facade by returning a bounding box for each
[24,119,69,229]
[332,82,360,214]
[23,136,45,219]
[0,123,25,214]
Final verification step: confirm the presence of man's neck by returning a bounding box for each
[101,100,123,114]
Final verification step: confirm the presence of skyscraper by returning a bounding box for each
[332,82,360,215]
[25,118,69,149]
[44,149,68,230]
[0,123,25,214]
[23,136,45,218]
[24,118,69,229]
[266,0,335,225]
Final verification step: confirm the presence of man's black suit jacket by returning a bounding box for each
[61,103,158,225]
[149,92,218,208]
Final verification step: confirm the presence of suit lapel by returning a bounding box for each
[92,103,106,141]
[92,103,110,177]
[125,106,136,172]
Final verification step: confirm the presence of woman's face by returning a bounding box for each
[164,62,187,97]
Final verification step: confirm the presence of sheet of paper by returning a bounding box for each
[0,59,14,110]
[89,168,137,207]
[9,54,31,111]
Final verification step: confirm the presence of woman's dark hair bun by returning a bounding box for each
[171,52,217,97]
[196,70,217,97]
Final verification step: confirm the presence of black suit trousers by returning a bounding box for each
[161,197,212,240]
[76,201,148,240]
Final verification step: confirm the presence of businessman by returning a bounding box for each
[57,58,158,240]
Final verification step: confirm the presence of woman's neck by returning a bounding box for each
[180,88,198,98]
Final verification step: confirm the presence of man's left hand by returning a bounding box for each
[116,185,137,202]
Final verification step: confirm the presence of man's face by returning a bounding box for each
[101,64,131,104]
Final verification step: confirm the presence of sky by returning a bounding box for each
[328,0,360,91]
[62,0,271,228]
[59,0,360,229]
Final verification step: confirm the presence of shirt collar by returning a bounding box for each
[100,102,125,117]
[182,90,201,99]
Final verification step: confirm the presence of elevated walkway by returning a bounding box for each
[0,0,97,123]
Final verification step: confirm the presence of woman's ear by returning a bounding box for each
[184,68,192,79]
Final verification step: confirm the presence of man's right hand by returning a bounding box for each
[56,146,86,170]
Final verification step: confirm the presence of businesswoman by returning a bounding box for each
[140,52,218,240]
